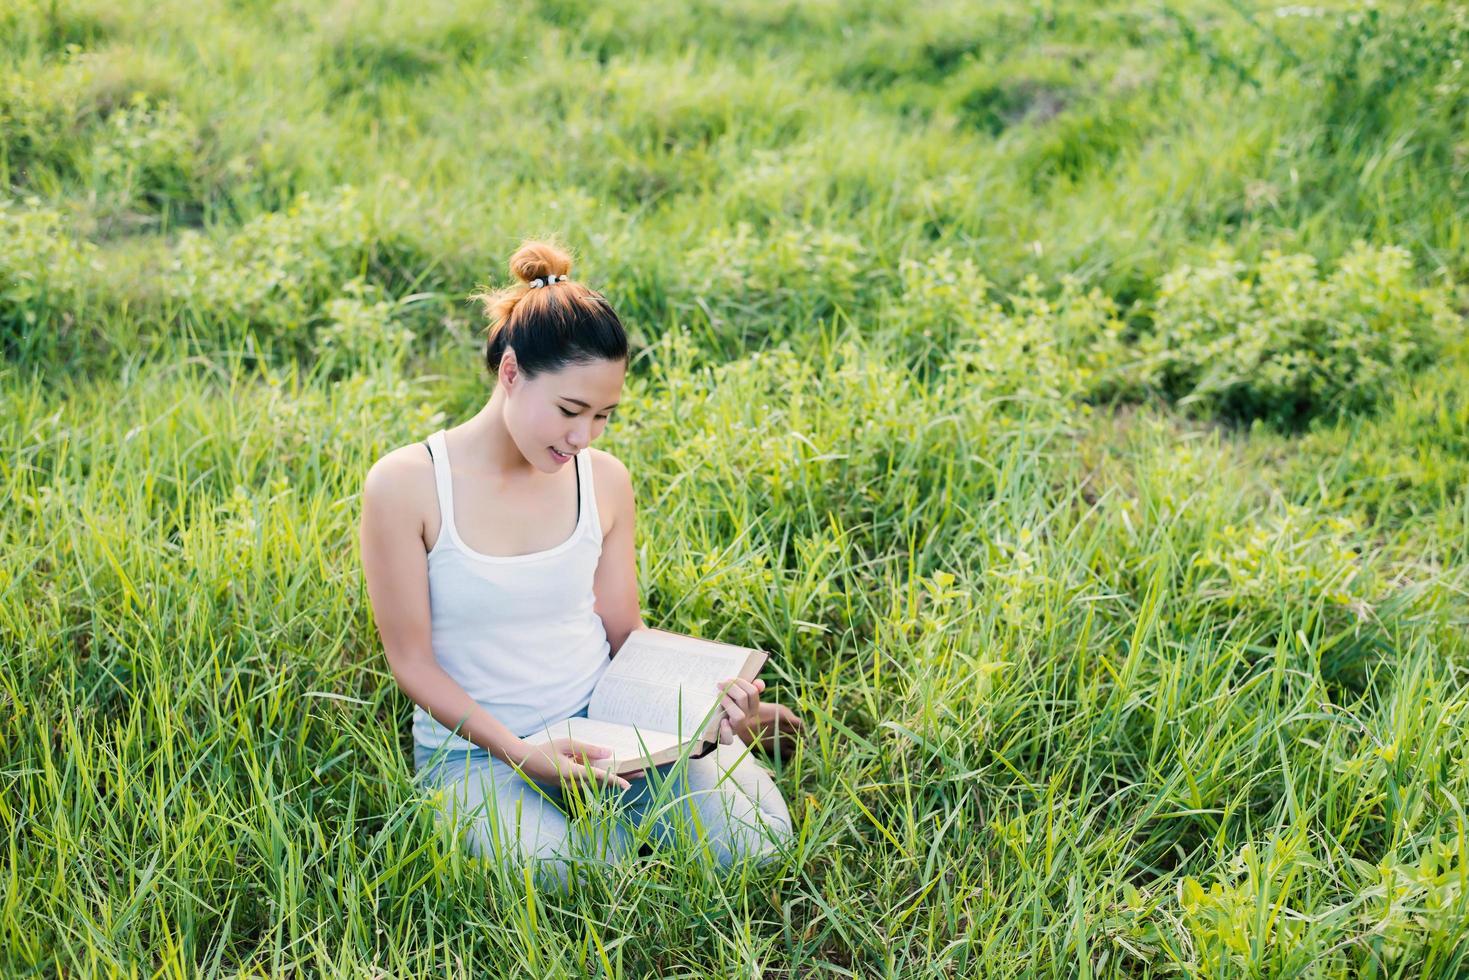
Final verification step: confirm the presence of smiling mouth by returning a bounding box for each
[550,447,573,460]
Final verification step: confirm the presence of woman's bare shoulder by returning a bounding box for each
[588,448,635,533]
[588,448,633,496]
[363,441,436,515]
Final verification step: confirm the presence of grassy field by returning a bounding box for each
[3,0,1469,974]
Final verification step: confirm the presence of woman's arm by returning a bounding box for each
[359,448,530,766]
[591,451,645,656]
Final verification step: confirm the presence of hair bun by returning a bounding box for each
[509,240,573,285]
[470,237,628,379]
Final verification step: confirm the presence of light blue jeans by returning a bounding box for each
[411,705,794,889]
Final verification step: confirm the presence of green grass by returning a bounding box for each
[3,0,1469,975]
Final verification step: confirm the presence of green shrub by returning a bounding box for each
[86,94,202,220]
[1186,495,1423,695]
[959,274,1130,402]
[1182,830,1469,974]
[0,53,192,207]
[1131,243,1457,427]
[1190,503,1378,625]
[0,197,97,359]
[1345,834,1469,965]
[311,278,415,379]
[1289,331,1469,523]
[1179,834,1316,974]
[165,186,376,352]
[893,249,1129,395]
[0,65,85,184]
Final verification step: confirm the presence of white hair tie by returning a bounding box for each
[528,274,564,289]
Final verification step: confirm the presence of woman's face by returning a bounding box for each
[503,353,627,473]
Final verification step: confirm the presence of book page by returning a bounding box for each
[520,717,682,769]
[589,630,754,740]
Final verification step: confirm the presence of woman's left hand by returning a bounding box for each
[716,677,764,744]
[716,677,805,752]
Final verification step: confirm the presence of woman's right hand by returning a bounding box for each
[512,738,641,793]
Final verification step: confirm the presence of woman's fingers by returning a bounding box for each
[718,677,759,719]
[718,677,758,698]
[720,692,748,728]
[563,760,632,794]
[562,739,611,761]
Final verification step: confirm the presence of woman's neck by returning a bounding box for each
[456,390,535,479]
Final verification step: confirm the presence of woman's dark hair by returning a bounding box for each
[470,239,628,379]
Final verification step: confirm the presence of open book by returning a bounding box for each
[521,628,768,776]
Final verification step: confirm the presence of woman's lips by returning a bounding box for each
[549,447,572,463]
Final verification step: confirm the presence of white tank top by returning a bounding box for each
[411,429,612,750]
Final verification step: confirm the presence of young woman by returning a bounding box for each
[359,240,803,887]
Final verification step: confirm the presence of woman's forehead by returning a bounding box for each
[539,358,625,404]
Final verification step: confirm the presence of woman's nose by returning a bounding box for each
[567,422,590,448]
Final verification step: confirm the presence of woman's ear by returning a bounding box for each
[498,347,519,389]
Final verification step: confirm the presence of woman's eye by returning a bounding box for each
[559,407,577,417]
